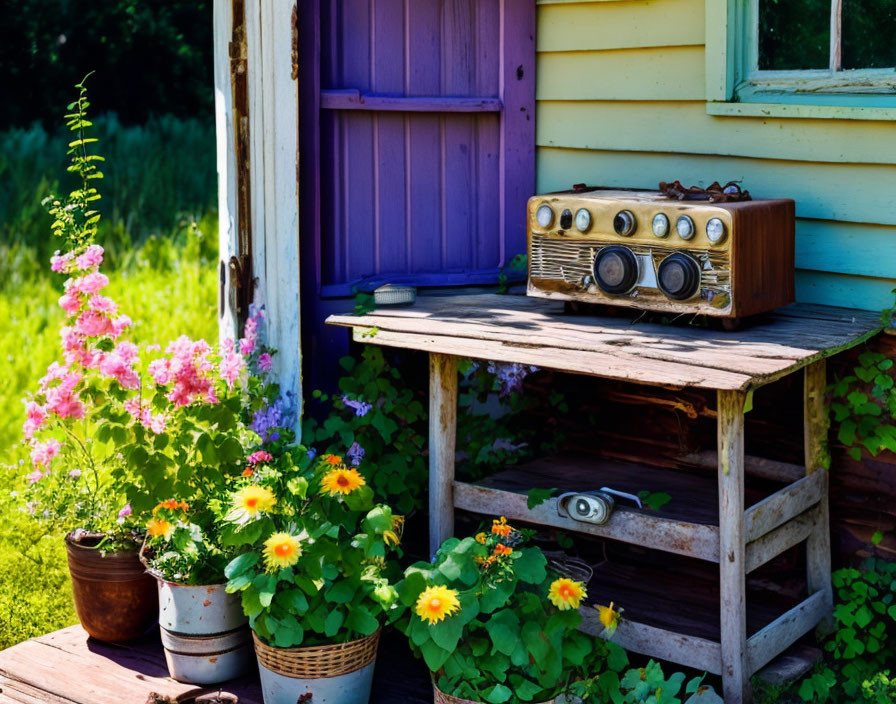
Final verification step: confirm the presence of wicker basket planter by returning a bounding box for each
[253,629,381,704]
[432,679,565,704]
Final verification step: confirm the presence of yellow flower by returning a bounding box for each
[597,602,620,635]
[475,532,487,544]
[321,467,366,496]
[548,578,586,611]
[493,543,513,556]
[491,516,512,538]
[383,529,401,546]
[263,532,303,571]
[415,585,461,625]
[233,485,277,517]
[147,518,174,540]
[323,454,342,465]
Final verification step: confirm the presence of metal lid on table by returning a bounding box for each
[374,284,417,306]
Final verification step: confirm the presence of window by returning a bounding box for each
[706,0,896,118]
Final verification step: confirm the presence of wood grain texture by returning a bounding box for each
[718,389,750,704]
[429,353,458,556]
[745,507,819,573]
[743,470,827,542]
[327,293,881,391]
[746,590,831,674]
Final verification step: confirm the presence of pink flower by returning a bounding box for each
[75,309,115,338]
[60,327,99,368]
[150,337,220,406]
[23,401,47,441]
[69,469,82,479]
[123,398,168,435]
[26,470,45,484]
[247,451,273,465]
[257,352,273,372]
[239,337,255,356]
[58,291,82,316]
[74,245,104,271]
[30,439,61,469]
[118,503,132,518]
[98,342,140,389]
[219,351,246,388]
[71,272,109,296]
[51,250,74,273]
[40,365,85,420]
[88,294,118,315]
[111,315,132,338]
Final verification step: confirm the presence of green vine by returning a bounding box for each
[41,73,104,250]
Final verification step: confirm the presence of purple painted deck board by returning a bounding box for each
[301,0,535,388]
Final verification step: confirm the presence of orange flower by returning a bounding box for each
[323,454,342,466]
[147,518,174,540]
[154,499,188,513]
[493,543,513,556]
[491,516,512,538]
[242,467,254,477]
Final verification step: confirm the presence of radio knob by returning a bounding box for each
[593,245,639,295]
[613,210,636,236]
[657,252,701,300]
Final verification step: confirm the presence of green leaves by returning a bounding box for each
[485,608,521,656]
[526,487,555,510]
[513,548,547,585]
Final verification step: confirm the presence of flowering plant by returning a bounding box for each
[393,518,619,704]
[222,450,402,648]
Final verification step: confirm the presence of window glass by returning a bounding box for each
[842,0,896,69]
[758,0,830,70]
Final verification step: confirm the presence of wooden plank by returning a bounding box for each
[707,99,896,122]
[321,89,503,112]
[537,101,896,166]
[746,590,830,674]
[429,353,458,556]
[796,220,896,279]
[796,271,896,314]
[0,674,75,704]
[327,294,881,391]
[454,480,721,562]
[805,361,834,626]
[678,450,805,483]
[536,47,705,101]
[537,0,704,53]
[718,389,750,704]
[580,607,722,675]
[744,471,827,542]
[536,147,896,227]
[745,508,819,573]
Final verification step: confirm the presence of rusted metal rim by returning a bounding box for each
[160,626,251,655]
[65,532,149,582]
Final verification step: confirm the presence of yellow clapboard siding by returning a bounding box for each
[536,101,896,165]
[536,147,896,226]
[797,220,896,279]
[536,47,705,101]
[796,271,896,311]
[537,0,704,53]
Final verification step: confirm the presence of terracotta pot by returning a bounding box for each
[65,532,158,642]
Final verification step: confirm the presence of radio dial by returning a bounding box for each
[652,213,670,238]
[658,252,701,300]
[593,245,639,295]
[574,208,592,232]
[676,215,695,240]
[613,210,636,236]
[560,208,573,230]
[535,204,554,228]
[706,217,726,243]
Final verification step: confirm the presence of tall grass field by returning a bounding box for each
[0,116,218,649]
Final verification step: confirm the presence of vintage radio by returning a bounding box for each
[526,189,795,320]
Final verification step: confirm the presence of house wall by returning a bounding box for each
[534,0,896,311]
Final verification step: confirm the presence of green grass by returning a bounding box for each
[0,116,218,650]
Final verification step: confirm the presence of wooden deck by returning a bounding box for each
[327,294,882,391]
[0,626,432,703]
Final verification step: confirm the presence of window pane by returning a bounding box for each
[758,0,830,70]
[843,0,896,69]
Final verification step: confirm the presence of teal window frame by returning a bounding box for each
[705,0,896,120]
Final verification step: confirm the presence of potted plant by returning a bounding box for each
[222,450,402,704]
[393,518,618,704]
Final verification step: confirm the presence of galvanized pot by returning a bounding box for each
[64,532,158,643]
[154,577,254,685]
[253,629,380,704]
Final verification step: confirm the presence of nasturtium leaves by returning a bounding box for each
[485,608,521,656]
[225,551,259,578]
[513,548,547,584]
[324,609,344,637]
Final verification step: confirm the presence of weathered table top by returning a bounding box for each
[327,294,882,391]
[0,626,430,704]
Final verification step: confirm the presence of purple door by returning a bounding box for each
[299,0,535,389]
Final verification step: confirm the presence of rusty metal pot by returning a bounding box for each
[65,532,158,643]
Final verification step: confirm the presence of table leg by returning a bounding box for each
[805,360,834,625]
[429,353,458,557]
[718,389,750,704]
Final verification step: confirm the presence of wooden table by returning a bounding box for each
[0,626,431,703]
[328,293,882,704]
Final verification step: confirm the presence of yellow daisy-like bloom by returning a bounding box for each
[146,518,174,540]
[233,485,277,517]
[548,578,587,611]
[263,532,303,571]
[475,532,487,544]
[321,467,366,496]
[597,602,620,634]
[415,585,461,625]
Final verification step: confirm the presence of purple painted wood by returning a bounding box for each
[300,0,536,390]
[321,90,503,112]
